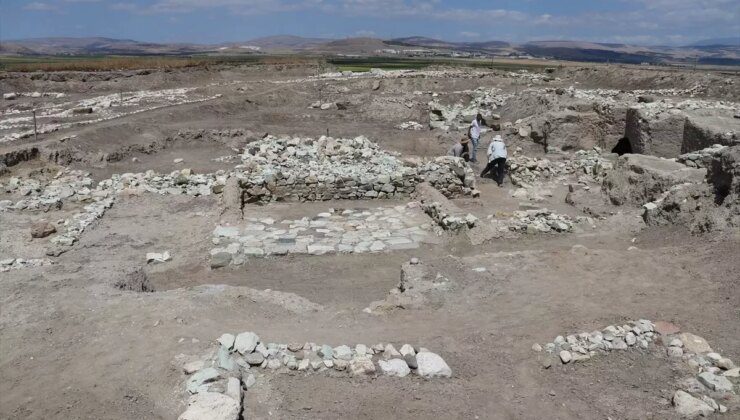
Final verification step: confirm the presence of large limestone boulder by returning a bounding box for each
[602,154,706,205]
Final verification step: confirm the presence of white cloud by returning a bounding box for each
[459,31,479,39]
[23,2,59,11]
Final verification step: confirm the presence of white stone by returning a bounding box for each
[218,333,235,350]
[146,251,171,263]
[183,360,205,374]
[334,345,353,361]
[178,392,239,420]
[213,226,240,237]
[379,359,411,377]
[559,350,572,364]
[225,377,241,403]
[415,352,452,378]
[234,332,260,354]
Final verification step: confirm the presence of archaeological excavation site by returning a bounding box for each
[1,61,739,419]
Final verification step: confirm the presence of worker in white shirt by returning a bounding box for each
[480,134,508,186]
[467,113,486,163]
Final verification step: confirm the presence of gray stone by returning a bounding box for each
[672,390,715,418]
[559,350,572,364]
[243,373,256,389]
[667,347,684,358]
[612,338,628,350]
[349,356,376,376]
[697,372,734,393]
[245,352,264,366]
[318,344,334,360]
[415,352,452,378]
[383,343,401,359]
[186,368,221,394]
[379,359,411,377]
[210,252,232,269]
[218,347,237,371]
[678,333,713,354]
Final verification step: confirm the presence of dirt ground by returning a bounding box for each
[1,61,739,419]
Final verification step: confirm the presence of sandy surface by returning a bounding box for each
[1,62,738,419]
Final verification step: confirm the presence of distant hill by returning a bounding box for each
[1,37,212,55]
[1,35,738,66]
[238,35,330,51]
[691,37,740,47]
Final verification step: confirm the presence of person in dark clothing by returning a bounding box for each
[480,134,508,186]
[449,137,471,162]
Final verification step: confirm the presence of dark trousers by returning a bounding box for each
[481,157,506,185]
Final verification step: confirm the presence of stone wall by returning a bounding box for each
[235,135,477,204]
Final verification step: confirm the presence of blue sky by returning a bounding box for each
[2,0,739,45]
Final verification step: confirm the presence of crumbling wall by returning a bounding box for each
[643,146,740,233]
[681,115,739,154]
[602,154,706,205]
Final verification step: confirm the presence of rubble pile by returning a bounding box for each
[507,148,613,188]
[489,209,575,234]
[102,169,225,197]
[421,156,478,198]
[234,135,476,203]
[49,197,114,246]
[0,169,96,212]
[209,205,431,267]
[644,145,740,233]
[396,121,424,131]
[0,257,54,272]
[428,88,511,131]
[677,144,728,168]
[422,201,477,232]
[534,320,737,418]
[177,331,451,419]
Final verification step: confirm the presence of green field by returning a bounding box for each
[329,56,557,73]
[0,53,558,73]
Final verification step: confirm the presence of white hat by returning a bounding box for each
[493,135,503,141]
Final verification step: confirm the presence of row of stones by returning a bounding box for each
[421,201,478,232]
[677,143,729,169]
[488,209,576,234]
[533,320,737,418]
[177,331,452,420]
[0,257,54,272]
[210,204,432,267]
[233,135,477,203]
[507,147,614,188]
[1,89,220,144]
